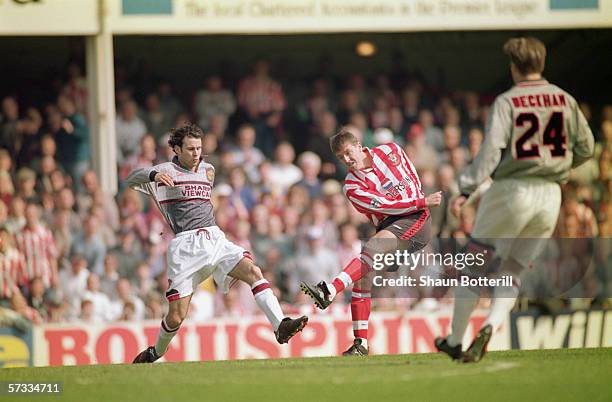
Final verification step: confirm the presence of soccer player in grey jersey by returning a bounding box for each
[435,37,594,363]
[129,123,307,363]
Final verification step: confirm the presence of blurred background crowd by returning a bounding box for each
[0,56,610,331]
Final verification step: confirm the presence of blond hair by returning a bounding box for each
[329,127,359,154]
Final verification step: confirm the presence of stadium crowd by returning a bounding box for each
[0,58,610,330]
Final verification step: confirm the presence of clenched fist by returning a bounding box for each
[425,191,443,207]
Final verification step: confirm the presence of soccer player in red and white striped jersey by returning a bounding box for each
[301,128,442,355]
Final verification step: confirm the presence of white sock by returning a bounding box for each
[447,284,480,347]
[251,279,283,331]
[485,275,519,331]
[357,338,368,349]
[155,318,179,357]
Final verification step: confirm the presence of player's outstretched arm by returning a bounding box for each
[125,166,159,187]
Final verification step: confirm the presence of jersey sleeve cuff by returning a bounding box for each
[417,197,426,210]
[149,170,159,182]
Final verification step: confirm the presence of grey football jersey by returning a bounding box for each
[125,157,216,234]
[460,79,594,194]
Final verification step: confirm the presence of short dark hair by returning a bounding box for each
[329,127,359,154]
[168,122,204,149]
[503,37,546,75]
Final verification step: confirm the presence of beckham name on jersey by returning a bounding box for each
[511,93,566,109]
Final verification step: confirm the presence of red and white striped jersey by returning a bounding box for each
[15,225,58,288]
[343,143,426,227]
[0,247,27,298]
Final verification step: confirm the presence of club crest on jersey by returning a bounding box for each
[387,152,400,166]
[206,168,215,182]
[370,199,381,208]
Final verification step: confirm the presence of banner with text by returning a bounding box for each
[25,308,611,367]
[108,0,612,34]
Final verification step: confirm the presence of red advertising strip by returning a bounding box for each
[32,311,505,367]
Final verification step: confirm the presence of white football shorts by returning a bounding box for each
[471,177,561,269]
[165,226,252,301]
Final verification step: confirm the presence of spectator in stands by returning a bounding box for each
[117,189,148,244]
[15,202,58,289]
[467,127,484,162]
[0,224,26,293]
[557,184,599,238]
[285,183,310,216]
[307,110,340,179]
[55,94,90,185]
[440,125,468,165]
[156,81,183,123]
[142,93,173,141]
[404,124,438,171]
[401,88,421,128]
[15,167,39,204]
[228,166,256,210]
[229,124,265,184]
[418,109,444,152]
[194,75,236,131]
[6,196,26,234]
[0,149,13,176]
[268,142,302,194]
[295,151,322,199]
[62,63,88,118]
[370,95,391,129]
[82,273,112,322]
[70,214,106,276]
[132,262,154,299]
[78,299,95,322]
[336,222,362,268]
[116,100,147,163]
[144,291,164,320]
[58,254,89,321]
[50,209,73,270]
[201,132,221,169]
[207,114,229,144]
[462,91,482,129]
[337,89,362,125]
[0,96,20,155]
[26,276,49,322]
[0,170,13,207]
[110,278,145,321]
[389,107,408,141]
[100,254,119,298]
[49,187,80,234]
[16,107,44,167]
[77,170,120,231]
[237,59,287,156]
[288,226,338,298]
[349,111,375,148]
[119,133,157,181]
[35,156,58,195]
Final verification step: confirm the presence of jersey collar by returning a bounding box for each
[516,78,548,87]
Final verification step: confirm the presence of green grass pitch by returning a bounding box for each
[2,348,610,402]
